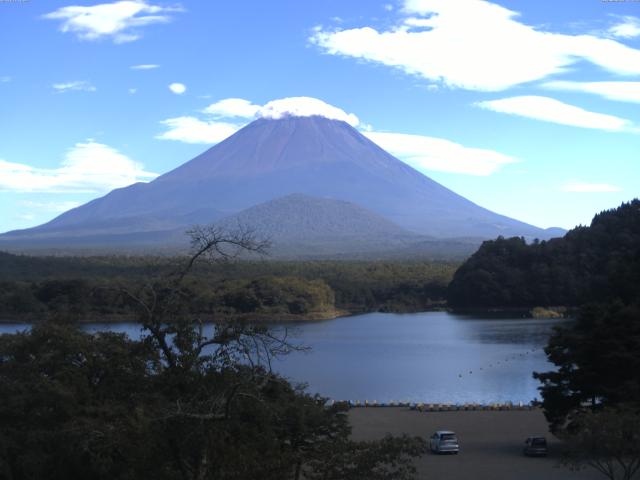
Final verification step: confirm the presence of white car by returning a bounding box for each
[430,430,460,454]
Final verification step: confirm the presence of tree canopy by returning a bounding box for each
[448,199,640,309]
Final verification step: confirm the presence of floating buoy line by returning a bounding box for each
[456,347,541,380]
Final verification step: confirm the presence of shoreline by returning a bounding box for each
[0,305,573,325]
[0,308,354,325]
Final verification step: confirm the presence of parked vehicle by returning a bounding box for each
[430,431,460,454]
[523,436,548,456]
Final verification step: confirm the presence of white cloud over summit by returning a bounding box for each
[201,96,360,126]
[258,97,360,126]
[157,96,515,176]
[0,142,156,193]
[44,1,183,44]
[310,0,640,91]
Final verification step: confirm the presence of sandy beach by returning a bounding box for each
[349,407,601,480]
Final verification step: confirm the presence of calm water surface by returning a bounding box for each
[0,312,567,404]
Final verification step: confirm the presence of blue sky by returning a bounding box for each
[1,0,639,233]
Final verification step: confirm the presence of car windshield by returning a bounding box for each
[441,434,457,442]
[531,438,546,446]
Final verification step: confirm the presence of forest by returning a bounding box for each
[0,252,456,322]
[448,199,640,309]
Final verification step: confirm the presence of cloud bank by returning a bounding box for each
[543,81,640,104]
[476,96,637,132]
[0,142,157,193]
[310,0,640,91]
[364,131,517,176]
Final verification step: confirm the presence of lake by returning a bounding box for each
[0,311,567,404]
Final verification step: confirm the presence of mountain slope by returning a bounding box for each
[214,193,422,257]
[0,115,561,250]
[217,193,412,241]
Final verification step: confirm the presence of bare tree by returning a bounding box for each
[119,224,300,371]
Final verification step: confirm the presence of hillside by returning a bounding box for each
[447,199,640,308]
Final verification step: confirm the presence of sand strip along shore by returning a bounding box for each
[348,407,601,480]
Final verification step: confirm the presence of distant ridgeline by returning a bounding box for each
[448,200,640,309]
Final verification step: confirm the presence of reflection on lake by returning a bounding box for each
[0,311,568,404]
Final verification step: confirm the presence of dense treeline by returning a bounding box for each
[448,199,640,308]
[0,255,456,321]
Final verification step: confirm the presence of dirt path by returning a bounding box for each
[349,408,601,480]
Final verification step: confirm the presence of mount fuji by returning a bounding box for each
[0,111,562,255]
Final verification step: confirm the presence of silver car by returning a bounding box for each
[430,430,460,454]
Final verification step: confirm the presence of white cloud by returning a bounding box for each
[608,16,640,39]
[203,98,261,118]
[201,96,360,126]
[168,82,186,94]
[130,63,159,70]
[561,181,622,193]
[128,87,137,94]
[311,0,640,91]
[476,95,636,132]
[258,97,360,126]
[0,76,11,83]
[156,116,240,144]
[543,80,640,104]
[158,97,359,144]
[52,81,96,93]
[43,1,182,44]
[0,142,157,193]
[364,131,516,175]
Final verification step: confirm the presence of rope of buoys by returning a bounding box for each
[455,346,543,379]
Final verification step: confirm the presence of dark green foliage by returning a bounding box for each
[0,323,157,480]
[0,290,426,480]
[448,200,640,308]
[559,406,640,480]
[217,276,335,315]
[0,256,455,321]
[533,302,640,432]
